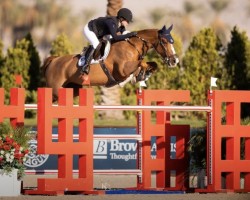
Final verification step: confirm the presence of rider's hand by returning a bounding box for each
[120,26,126,34]
[127,31,137,38]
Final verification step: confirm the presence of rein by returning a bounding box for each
[127,36,149,60]
[127,34,170,63]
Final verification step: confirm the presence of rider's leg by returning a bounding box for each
[82,45,95,74]
[83,24,100,49]
[82,24,99,74]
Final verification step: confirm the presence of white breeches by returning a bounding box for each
[83,24,99,49]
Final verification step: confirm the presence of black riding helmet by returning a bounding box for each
[117,8,133,23]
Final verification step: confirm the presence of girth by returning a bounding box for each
[99,60,119,88]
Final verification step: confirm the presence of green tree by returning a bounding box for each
[0,40,4,65]
[0,39,30,100]
[224,26,250,90]
[50,33,73,56]
[0,40,4,78]
[224,26,250,118]
[181,28,223,107]
[25,33,42,90]
[0,39,3,58]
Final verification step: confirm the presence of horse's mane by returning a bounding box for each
[137,29,158,34]
[137,29,158,39]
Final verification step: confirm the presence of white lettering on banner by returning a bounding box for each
[24,141,49,167]
[25,139,176,166]
[151,143,157,152]
[110,140,137,151]
[94,140,107,154]
[94,139,176,161]
[110,153,137,161]
[94,140,108,159]
[171,143,176,152]
[109,139,175,153]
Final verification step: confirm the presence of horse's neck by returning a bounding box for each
[137,29,158,45]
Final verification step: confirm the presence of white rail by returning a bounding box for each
[49,134,142,141]
[25,169,142,175]
[25,104,212,112]
[94,134,142,141]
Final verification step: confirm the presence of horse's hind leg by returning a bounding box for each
[64,83,82,98]
[52,87,60,102]
[51,85,81,103]
[50,82,64,102]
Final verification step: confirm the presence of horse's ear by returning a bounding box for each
[168,24,173,32]
[159,25,167,34]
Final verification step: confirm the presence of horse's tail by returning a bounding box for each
[42,56,58,76]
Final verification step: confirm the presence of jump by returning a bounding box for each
[42,25,179,101]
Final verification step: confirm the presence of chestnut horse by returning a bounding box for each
[43,25,179,101]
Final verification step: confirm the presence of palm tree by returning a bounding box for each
[99,0,124,120]
[107,0,123,16]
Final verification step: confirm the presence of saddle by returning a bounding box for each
[78,39,111,67]
[78,39,118,87]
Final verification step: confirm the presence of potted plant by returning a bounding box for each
[0,122,30,196]
[187,128,207,189]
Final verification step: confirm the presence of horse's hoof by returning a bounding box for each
[131,76,137,85]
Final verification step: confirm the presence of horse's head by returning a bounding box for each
[155,25,179,67]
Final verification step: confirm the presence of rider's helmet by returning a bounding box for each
[117,8,133,23]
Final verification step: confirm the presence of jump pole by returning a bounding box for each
[25,104,212,112]
[24,103,212,177]
[24,103,212,179]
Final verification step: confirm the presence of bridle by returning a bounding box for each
[127,34,175,65]
[154,34,177,64]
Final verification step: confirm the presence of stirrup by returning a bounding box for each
[81,62,91,74]
[78,56,86,67]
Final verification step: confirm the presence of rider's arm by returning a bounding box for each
[106,20,136,41]
[117,25,125,34]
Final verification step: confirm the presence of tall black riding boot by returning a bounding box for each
[82,46,95,74]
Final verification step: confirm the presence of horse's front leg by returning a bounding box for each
[122,61,157,79]
[117,61,141,87]
[119,61,157,87]
[136,61,158,82]
[122,61,141,77]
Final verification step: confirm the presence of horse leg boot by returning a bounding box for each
[136,62,148,81]
[82,45,95,74]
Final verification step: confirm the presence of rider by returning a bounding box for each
[81,8,137,74]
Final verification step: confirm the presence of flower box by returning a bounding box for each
[0,169,21,196]
[0,122,31,196]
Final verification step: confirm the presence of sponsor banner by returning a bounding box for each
[24,128,176,170]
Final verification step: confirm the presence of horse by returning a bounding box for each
[42,25,179,101]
